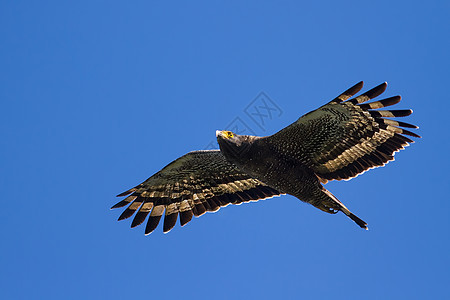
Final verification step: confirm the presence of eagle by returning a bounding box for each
[112,82,420,234]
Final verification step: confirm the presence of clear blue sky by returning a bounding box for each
[1,1,449,299]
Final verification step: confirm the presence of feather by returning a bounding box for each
[359,96,401,110]
[370,109,412,118]
[116,188,137,197]
[131,202,153,228]
[179,210,194,226]
[118,198,143,221]
[206,197,220,212]
[194,203,207,217]
[111,195,136,209]
[329,81,364,104]
[379,118,418,129]
[145,205,164,235]
[163,211,178,233]
[347,82,387,104]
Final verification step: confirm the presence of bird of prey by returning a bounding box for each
[112,82,420,234]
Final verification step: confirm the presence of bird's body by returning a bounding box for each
[218,135,321,213]
[113,81,420,234]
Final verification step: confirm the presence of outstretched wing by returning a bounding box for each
[112,150,281,235]
[268,81,420,182]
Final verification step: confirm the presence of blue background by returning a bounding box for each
[2,1,449,299]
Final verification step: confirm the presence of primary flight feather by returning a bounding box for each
[112,82,420,234]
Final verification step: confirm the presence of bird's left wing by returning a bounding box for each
[112,150,281,234]
[267,82,420,182]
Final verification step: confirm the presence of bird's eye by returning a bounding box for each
[227,132,234,138]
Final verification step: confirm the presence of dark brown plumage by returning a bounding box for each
[113,81,420,234]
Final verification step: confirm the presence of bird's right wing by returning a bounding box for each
[112,150,281,235]
[267,82,420,182]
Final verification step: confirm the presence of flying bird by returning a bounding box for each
[112,82,420,234]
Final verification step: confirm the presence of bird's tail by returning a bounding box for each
[320,188,368,230]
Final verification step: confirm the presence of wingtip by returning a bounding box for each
[354,81,364,92]
[111,202,125,209]
[117,187,139,197]
[378,81,388,90]
[117,215,128,221]
[130,217,143,228]
[377,81,388,92]
[116,191,132,197]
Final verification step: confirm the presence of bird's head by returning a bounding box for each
[216,130,255,162]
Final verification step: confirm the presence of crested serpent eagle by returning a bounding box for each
[112,82,420,234]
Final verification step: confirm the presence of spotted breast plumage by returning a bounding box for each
[112,81,420,234]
